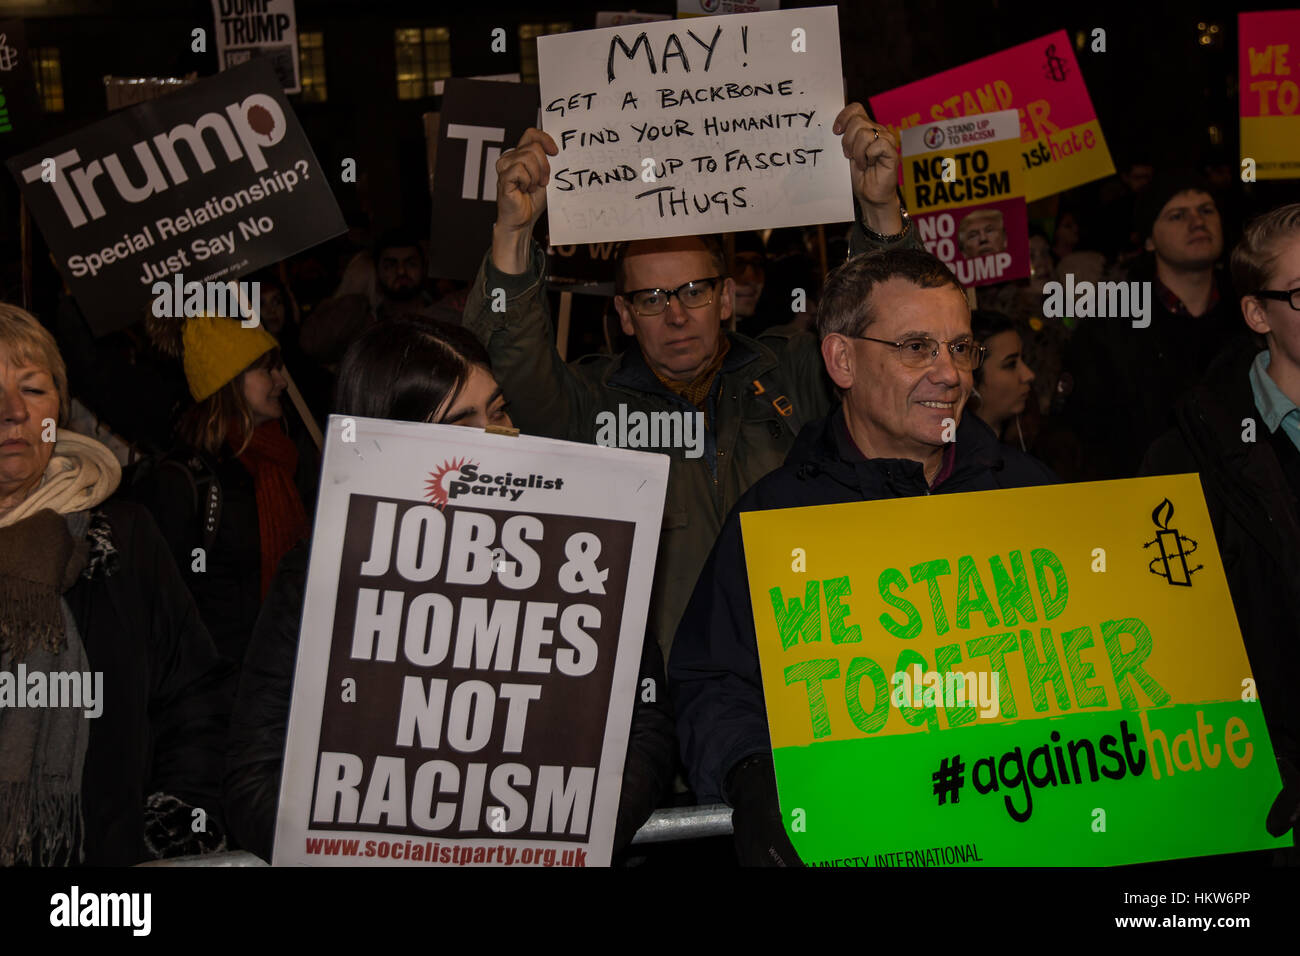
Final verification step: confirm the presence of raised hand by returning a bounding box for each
[833,103,904,235]
[491,128,559,274]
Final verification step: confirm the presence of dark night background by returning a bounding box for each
[1,0,1290,248]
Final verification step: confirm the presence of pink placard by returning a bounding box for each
[1239,10,1300,118]
[871,30,1098,144]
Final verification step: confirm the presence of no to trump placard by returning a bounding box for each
[1240,11,1300,181]
[901,110,1029,288]
[741,476,1287,866]
[6,59,344,336]
[211,0,301,93]
[274,416,668,867]
[536,6,853,245]
[871,30,1114,202]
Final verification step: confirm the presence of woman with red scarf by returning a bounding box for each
[137,313,317,673]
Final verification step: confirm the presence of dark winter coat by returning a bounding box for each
[669,405,1058,803]
[1053,262,1248,481]
[67,499,232,865]
[1142,344,1300,770]
[136,432,318,670]
[223,541,678,862]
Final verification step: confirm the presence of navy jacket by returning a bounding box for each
[669,405,1058,803]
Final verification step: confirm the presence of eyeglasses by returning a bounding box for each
[850,334,986,370]
[620,277,722,316]
[1253,287,1300,311]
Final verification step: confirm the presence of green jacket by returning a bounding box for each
[462,221,918,658]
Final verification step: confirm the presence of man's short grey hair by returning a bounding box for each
[816,248,966,341]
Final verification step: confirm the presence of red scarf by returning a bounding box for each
[230,420,310,599]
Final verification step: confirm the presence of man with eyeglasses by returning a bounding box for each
[1143,204,1300,857]
[668,242,1057,866]
[462,103,915,665]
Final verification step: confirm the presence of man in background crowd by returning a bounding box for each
[1052,171,1244,480]
[300,228,461,367]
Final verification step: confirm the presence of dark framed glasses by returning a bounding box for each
[620,277,722,316]
[850,334,986,371]
[1253,287,1300,311]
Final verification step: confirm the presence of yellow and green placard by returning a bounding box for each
[741,475,1288,866]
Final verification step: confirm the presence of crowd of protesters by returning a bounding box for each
[3,93,1300,868]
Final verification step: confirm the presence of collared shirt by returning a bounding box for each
[1249,350,1300,455]
[1154,275,1220,317]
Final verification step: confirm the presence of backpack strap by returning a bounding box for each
[749,373,799,438]
[159,453,223,556]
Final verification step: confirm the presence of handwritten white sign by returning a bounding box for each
[537,6,851,245]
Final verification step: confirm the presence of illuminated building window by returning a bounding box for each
[298,31,327,102]
[518,22,572,84]
[396,26,452,99]
[33,47,64,112]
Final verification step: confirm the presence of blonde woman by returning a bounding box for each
[0,303,228,865]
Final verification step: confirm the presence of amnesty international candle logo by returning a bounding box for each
[1143,498,1202,587]
[426,458,567,508]
[0,33,17,71]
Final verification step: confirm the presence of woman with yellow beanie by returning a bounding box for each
[136,313,318,672]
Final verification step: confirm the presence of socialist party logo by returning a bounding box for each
[425,458,565,508]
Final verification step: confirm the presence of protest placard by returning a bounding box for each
[0,20,38,146]
[430,73,521,97]
[677,0,781,17]
[6,58,344,336]
[742,476,1288,866]
[871,30,1114,202]
[596,12,672,28]
[1239,11,1300,181]
[211,0,300,94]
[901,110,1029,287]
[536,7,853,246]
[274,416,669,867]
[104,75,198,112]
[428,78,539,281]
[546,239,625,292]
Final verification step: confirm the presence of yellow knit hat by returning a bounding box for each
[181,315,279,401]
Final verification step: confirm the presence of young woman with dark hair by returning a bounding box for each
[224,320,675,863]
[332,320,508,427]
[969,310,1037,450]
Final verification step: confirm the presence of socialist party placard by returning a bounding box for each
[274,417,669,867]
[742,476,1288,866]
[536,6,853,245]
[7,58,344,336]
